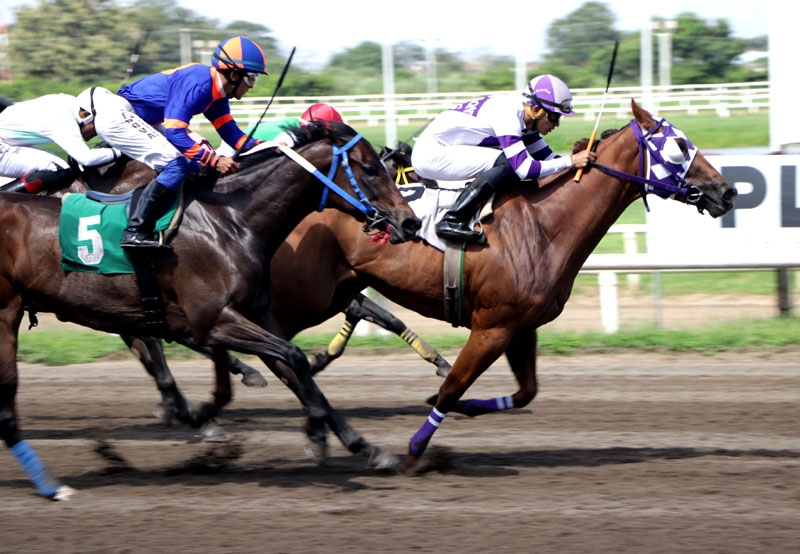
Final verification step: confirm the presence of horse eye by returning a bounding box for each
[675,138,689,156]
[362,163,379,177]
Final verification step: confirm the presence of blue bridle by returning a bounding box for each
[314,133,376,217]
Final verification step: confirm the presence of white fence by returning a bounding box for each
[192,81,769,130]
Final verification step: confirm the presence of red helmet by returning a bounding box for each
[300,103,344,126]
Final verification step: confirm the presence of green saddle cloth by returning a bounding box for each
[59,193,178,274]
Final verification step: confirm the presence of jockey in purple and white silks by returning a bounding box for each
[411,74,597,243]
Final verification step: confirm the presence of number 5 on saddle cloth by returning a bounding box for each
[59,189,181,274]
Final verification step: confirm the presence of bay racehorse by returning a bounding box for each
[0,121,420,499]
[266,100,738,469]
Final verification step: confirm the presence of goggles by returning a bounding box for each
[524,90,573,114]
[546,111,561,123]
[243,72,259,87]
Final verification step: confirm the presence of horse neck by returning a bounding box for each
[515,129,641,274]
[234,143,330,255]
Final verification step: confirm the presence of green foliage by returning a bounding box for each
[0,1,767,101]
[670,12,748,84]
[545,2,620,67]
[10,0,130,81]
[17,316,800,366]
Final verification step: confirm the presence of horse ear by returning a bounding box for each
[631,99,655,129]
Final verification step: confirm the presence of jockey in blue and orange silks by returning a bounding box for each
[76,35,269,248]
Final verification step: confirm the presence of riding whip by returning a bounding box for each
[120,29,151,89]
[232,46,296,161]
[574,39,619,183]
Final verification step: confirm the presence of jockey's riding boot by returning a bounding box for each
[0,167,75,194]
[435,155,516,244]
[120,179,175,249]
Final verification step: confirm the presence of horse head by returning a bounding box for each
[626,100,738,217]
[291,122,421,244]
[381,141,438,188]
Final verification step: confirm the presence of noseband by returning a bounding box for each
[277,134,386,230]
[588,119,704,211]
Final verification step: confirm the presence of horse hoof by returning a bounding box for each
[200,421,228,443]
[153,404,175,427]
[240,370,268,388]
[304,441,328,465]
[52,485,77,501]
[435,365,450,378]
[368,449,400,472]
[401,453,419,473]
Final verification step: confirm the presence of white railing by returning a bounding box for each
[191,81,769,130]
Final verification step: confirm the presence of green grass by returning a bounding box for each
[17,315,800,366]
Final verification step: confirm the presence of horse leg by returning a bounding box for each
[310,293,451,377]
[192,346,233,442]
[119,334,194,425]
[174,337,268,388]
[0,301,74,500]
[197,307,328,430]
[260,312,397,469]
[445,328,538,417]
[403,326,511,470]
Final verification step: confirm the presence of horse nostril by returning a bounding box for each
[402,217,422,236]
[723,187,738,204]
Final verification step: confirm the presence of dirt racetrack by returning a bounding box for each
[1,347,798,554]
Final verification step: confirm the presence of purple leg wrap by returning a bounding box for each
[409,407,446,456]
[461,395,514,417]
[10,440,61,498]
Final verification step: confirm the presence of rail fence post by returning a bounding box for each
[598,271,619,333]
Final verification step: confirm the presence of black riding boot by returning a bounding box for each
[120,179,175,249]
[435,155,516,243]
[0,167,75,194]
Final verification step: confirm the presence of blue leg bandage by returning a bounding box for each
[10,440,62,498]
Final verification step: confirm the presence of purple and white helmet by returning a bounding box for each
[523,75,575,115]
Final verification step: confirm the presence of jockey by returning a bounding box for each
[0,94,119,193]
[215,103,344,155]
[77,35,268,249]
[411,74,597,243]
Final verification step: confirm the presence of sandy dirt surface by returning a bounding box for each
[1,348,798,553]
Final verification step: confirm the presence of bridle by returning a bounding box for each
[588,118,703,211]
[275,134,386,231]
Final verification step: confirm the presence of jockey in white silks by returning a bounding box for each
[411,74,597,243]
[0,94,119,193]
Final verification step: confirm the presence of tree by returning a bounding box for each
[545,2,619,67]
[670,12,747,84]
[9,0,130,81]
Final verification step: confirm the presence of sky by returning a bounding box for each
[0,0,773,69]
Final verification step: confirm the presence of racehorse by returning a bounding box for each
[0,121,420,499]
[265,100,738,469]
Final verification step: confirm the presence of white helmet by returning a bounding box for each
[522,75,574,115]
[75,88,95,126]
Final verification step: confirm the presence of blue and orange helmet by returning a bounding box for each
[212,36,268,75]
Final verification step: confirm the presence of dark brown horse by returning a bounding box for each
[0,122,420,499]
[266,101,737,469]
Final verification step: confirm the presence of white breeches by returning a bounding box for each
[411,135,500,182]
[0,141,69,178]
[90,87,181,172]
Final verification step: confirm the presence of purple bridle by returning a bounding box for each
[588,118,703,211]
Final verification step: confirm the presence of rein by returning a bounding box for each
[276,134,385,229]
[587,119,703,211]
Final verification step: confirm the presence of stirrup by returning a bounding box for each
[435,219,486,244]
[120,231,165,249]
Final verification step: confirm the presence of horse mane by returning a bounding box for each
[208,121,363,193]
[572,128,621,154]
